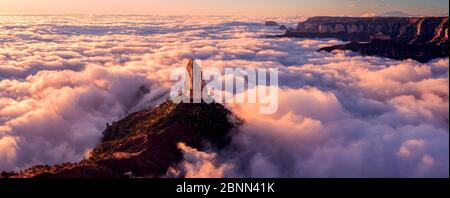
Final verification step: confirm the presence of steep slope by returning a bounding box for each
[1,101,242,178]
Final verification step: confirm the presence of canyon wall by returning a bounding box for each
[282,16,449,62]
[285,16,449,46]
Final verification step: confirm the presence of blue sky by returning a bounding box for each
[0,0,448,16]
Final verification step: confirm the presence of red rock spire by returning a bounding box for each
[185,59,206,102]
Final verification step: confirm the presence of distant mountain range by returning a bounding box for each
[378,11,449,17]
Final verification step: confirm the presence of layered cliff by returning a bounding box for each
[285,16,448,45]
[282,16,449,62]
[1,101,242,178]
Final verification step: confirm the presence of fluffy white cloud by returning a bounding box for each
[0,15,448,177]
[221,88,448,178]
[166,143,234,178]
[0,65,163,170]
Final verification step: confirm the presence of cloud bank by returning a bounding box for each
[0,15,448,177]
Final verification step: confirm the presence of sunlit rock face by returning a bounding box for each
[318,39,449,63]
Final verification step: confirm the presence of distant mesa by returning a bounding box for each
[280,16,449,62]
[265,21,278,26]
[377,11,449,17]
[279,25,287,30]
[378,11,416,17]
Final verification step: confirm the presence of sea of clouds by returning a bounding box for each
[0,15,448,177]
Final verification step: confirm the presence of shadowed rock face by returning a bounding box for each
[1,101,242,178]
[282,16,449,62]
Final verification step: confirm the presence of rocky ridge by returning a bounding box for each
[1,60,242,178]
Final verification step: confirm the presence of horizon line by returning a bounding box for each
[1,13,448,17]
